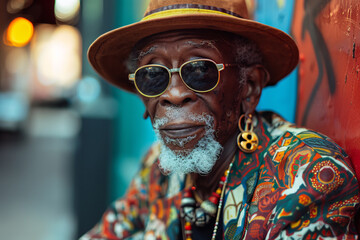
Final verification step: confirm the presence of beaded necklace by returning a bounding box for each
[180,156,235,240]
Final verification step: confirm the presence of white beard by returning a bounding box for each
[153,111,223,175]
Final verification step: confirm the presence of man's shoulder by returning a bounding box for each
[259,112,358,197]
[141,142,161,168]
[260,111,348,160]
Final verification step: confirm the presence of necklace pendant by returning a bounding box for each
[183,206,196,223]
[180,156,236,240]
[181,191,196,223]
[194,208,211,227]
[200,200,217,217]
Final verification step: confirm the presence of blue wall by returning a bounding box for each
[255,0,297,122]
[110,0,155,200]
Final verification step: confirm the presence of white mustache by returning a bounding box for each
[153,108,214,130]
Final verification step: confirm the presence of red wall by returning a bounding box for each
[292,0,360,180]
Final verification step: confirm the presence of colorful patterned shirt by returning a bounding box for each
[81,112,359,240]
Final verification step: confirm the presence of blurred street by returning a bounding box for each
[0,1,118,238]
[0,108,77,240]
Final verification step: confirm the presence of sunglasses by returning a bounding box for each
[128,59,237,97]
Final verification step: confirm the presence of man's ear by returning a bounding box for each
[242,64,270,114]
[143,110,149,119]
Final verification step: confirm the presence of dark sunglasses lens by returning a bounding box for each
[135,66,169,96]
[181,60,219,91]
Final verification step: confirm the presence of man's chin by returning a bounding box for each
[153,113,222,175]
[157,132,223,175]
[161,131,203,149]
[164,142,196,155]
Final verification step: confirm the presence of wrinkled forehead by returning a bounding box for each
[134,29,236,54]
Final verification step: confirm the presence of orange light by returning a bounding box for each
[5,17,34,47]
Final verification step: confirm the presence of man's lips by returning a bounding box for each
[159,123,205,138]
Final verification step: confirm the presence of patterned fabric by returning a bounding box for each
[80,112,359,240]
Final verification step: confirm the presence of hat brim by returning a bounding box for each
[88,13,299,93]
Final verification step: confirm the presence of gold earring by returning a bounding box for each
[237,114,258,153]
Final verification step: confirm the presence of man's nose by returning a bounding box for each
[159,73,197,106]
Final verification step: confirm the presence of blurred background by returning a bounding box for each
[0,0,358,239]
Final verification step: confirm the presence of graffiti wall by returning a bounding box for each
[292,0,360,179]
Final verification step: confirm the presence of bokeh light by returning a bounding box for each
[5,17,34,47]
[7,0,33,14]
[77,76,101,103]
[55,0,80,22]
[5,48,28,74]
[31,24,82,88]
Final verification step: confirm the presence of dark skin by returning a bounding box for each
[135,30,269,200]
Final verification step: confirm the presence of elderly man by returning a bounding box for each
[81,0,359,239]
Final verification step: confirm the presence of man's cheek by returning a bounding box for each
[142,98,158,120]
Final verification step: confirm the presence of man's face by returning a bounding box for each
[135,30,246,173]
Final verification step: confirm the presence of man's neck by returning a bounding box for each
[188,131,238,200]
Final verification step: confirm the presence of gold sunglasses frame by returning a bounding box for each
[128,58,236,98]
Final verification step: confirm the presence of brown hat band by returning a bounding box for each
[142,4,243,21]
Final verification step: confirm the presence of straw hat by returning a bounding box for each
[88,0,299,93]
